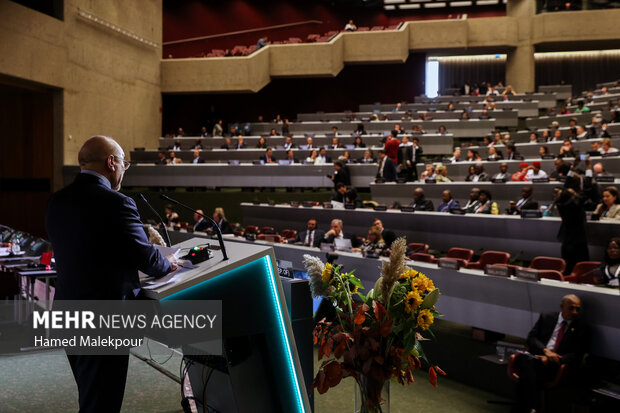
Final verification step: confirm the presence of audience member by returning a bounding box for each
[220,138,231,150]
[234,135,247,149]
[164,204,179,226]
[508,186,539,215]
[338,150,351,163]
[372,219,396,247]
[596,238,620,287]
[599,138,619,155]
[344,19,357,31]
[359,149,375,164]
[212,120,223,137]
[539,145,551,158]
[474,189,498,214]
[256,36,269,49]
[200,126,208,137]
[469,163,489,182]
[155,151,167,165]
[269,128,279,136]
[449,148,462,163]
[487,146,503,161]
[169,140,181,151]
[376,150,397,182]
[330,161,351,187]
[437,190,460,213]
[176,128,185,137]
[353,136,366,148]
[191,149,205,164]
[542,187,562,217]
[354,226,388,257]
[512,162,530,181]
[168,151,183,164]
[315,147,332,165]
[260,148,277,164]
[558,139,576,158]
[491,162,510,181]
[409,188,434,211]
[514,294,589,413]
[192,209,209,232]
[306,150,318,164]
[594,186,620,220]
[208,207,233,234]
[528,132,539,143]
[330,137,342,149]
[464,165,476,181]
[282,136,295,150]
[525,161,548,181]
[331,183,348,204]
[505,143,521,160]
[435,165,451,182]
[305,137,315,150]
[549,158,570,181]
[192,139,203,150]
[463,188,481,213]
[294,219,325,247]
[322,219,361,248]
[256,137,268,149]
[284,149,299,164]
[575,100,590,113]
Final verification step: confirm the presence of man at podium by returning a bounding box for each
[46,135,177,413]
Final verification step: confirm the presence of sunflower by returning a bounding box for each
[417,309,434,330]
[398,269,418,282]
[322,263,333,283]
[404,291,423,313]
[411,274,434,293]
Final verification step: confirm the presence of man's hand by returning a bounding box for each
[166,255,179,272]
[325,229,336,237]
[543,348,562,364]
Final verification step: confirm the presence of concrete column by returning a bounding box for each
[506,0,536,92]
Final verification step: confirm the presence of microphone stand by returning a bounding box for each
[139,194,172,248]
[160,194,229,261]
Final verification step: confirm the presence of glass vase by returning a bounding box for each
[354,376,389,413]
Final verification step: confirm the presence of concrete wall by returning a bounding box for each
[0,0,163,168]
[161,9,620,94]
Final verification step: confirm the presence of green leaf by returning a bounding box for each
[414,339,429,364]
[420,289,440,309]
[348,277,364,288]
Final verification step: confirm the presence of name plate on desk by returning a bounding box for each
[514,268,541,282]
[425,178,437,184]
[532,178,550,183]
[438,257,461,270]
[322,202,334,209]
[373,205,387,211]
[485,264,512,277]
[301,201,314,207]
[492,178,506,183]
[400,206,415,213]
[596,175,615,183]
[521,210,542,218]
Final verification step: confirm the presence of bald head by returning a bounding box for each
[78,135,126,191]
[560,294,581,321]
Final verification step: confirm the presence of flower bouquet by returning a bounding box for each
[303,238,444,413]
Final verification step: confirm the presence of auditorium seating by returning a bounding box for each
[465,251,511,270]
[563,261,602,284]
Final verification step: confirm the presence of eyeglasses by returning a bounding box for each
[113,155,131,170]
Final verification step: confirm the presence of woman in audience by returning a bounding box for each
[541,129,551,141]
[306,150,318,164]
[528,132,539,143]
[354,226,387,257]
[599,138,619,155]
[461,111,470,120]
[338,151,352,163]
[502,85,516,95]
[542,187,562,217]
[168,151,183,164]
[353,136,366,148]
[511,162,530,181]
[595,238,620,287]
[474,189,499,214]
[594,186,620,220]
[559,105,571,115]
[359,149,375,164]
[466,149,482,162]
[487,146,503,161]
[539,145,551,158]
[354,123,366,135]
[492,131,503,146]
[482,136,492,147]
[256,136,268,149]
[437,125,447,134]
[269,128,279,136]
[464,165,476,182]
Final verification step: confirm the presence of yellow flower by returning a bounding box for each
[398,269,418,282]
[411,274,435,293]
[322,263,333,283]
[417,309,434,330]
[405,291,423,313]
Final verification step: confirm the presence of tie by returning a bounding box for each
[553,321,567,352]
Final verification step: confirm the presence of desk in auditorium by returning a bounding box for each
[62,163,378,188]
[169,231,620,361]
[239,203,613,261]
[417,156,620,181]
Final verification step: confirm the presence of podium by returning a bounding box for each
[144,238,311,413]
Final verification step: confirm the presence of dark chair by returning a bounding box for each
[259,226,275,234]
[410,253,436,263]
[257,234,282,243]
[243,225,259,235]
[530,256,567,273]
[407,243,429,254]
[279,229,297,241]
[466,251,510,270]
[444,247,474,266]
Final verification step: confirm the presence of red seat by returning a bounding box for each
[356,27,370,31]
[370,26,384,31]
[445,247,474,265]
[260,226,275,234]
[257,234,282,243]
[386,24,400,30]
[288,37,302,43]
[244,225,259,234]
[538,270,565,281]
[410,253,436,263]
[466,251,510,270]
[563,261,601,284]
[306,34,320,42]
[407,243,429,254]
[530,256,566,273]
[279,229,297,241]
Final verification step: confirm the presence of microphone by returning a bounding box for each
[160,194,229,261]
[139,193,171,248]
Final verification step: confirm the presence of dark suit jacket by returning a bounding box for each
[333,168,351,187]
[259,155,277,163]
[409,199,434,211]
[527,312,590,365]
[191,157,205,164]
[381,229,397,247]
[376,157,397,182]
[294,229,326,247]
[193,218,209,232]
[206,219,234,235]
[46,173,171,300]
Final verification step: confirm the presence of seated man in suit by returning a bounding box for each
[293,219,325,247]
[437,189,460,213]
[322,218,361,248]
[192,209,209,232]
[372,219,396,248]
[508,186,539,215]
[259,147,277,164]
[155,151,167,165]
[284,149,300,164]
[514,294,590,413]
[492,162,510,181]
[234,135,247,149]
[191,149,205,164]
[283,135,295,151]
[331,183,348,204]
[375,150,397,182]
[315,147,332,165]
[409,187,434,211]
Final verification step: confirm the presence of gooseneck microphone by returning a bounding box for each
[160,194,229,261]
[139,193,172,247]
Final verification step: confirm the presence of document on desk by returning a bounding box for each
[141,264,196,290]
[138,245,180,280]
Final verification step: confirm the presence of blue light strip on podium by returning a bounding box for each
[261,255,305,413]
[162,255,307,413]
